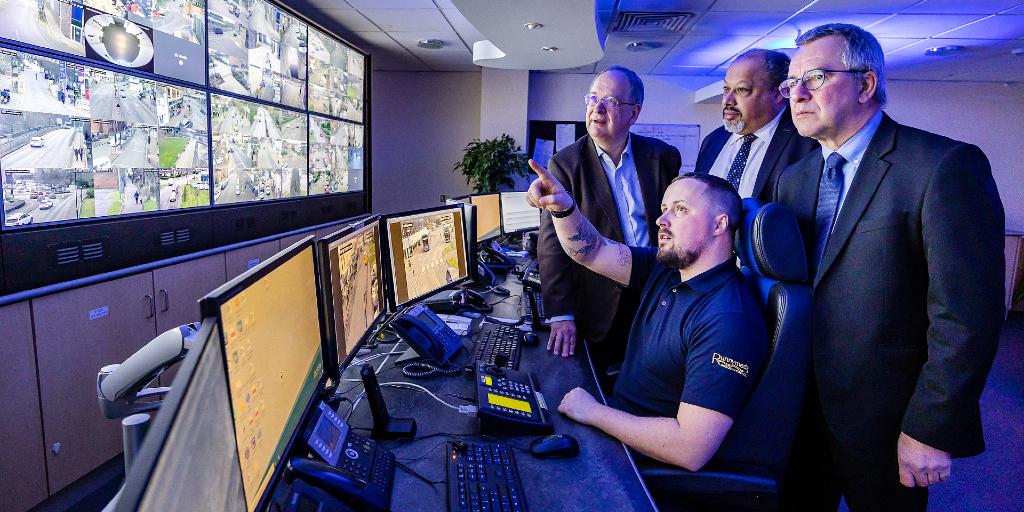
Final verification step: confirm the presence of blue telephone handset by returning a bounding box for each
[389,304,463,364]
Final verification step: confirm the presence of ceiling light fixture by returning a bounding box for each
[1012,48,1024,56]
[923,45,963,57]
[541,46,558,52]
[626,41,663,52]
[524,22,543,30]
[416,39,445,49]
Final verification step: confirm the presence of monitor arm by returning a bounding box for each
[97,323,200,419]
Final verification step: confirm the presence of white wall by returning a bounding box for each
[369,71,481,214]
[480,68,532,190]
[527,73,1024,230]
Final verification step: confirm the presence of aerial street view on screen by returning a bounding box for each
[309,115,363,194]
[397,211,462,301]
[307,27,363,121]
[0,0,85,56]
[211,94,307,204]
[332,224,382,355]
[208,0,307,108]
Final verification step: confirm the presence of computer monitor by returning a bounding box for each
[384,205,469,307]
[318,217,386,380]
[114,317,247,512]
[448,201,479,283]
[500,191,541,234]
[470,193,502,241]
[198,237,326,512]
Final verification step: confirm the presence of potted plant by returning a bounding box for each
[453,134,530,193]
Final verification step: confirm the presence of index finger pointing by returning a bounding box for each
[528,159,555,182]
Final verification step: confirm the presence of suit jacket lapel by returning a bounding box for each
[632,136,661,243]
[814,114,898,286]
[582,136,625,242]
[752,108,796,198]
[696,128,729,173]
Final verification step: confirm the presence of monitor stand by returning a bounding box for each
[360,364,416,439]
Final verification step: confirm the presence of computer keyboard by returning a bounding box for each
[474,322,521,370]
[447,441,528,512]
[525,289,543,322]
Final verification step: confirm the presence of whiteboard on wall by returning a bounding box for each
[631,124,701,175]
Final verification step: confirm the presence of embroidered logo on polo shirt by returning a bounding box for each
[712,353,749,377]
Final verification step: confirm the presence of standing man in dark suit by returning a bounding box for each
[775,24,1004,510]
[694,49,817,202]
[538,66,681,382]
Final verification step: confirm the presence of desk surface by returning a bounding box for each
[322,277,657,512]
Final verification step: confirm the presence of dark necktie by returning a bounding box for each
[725,134,757,191]
[813,152,847,271]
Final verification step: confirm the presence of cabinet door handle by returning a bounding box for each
[144,294,155,319]
[159,289,170,313]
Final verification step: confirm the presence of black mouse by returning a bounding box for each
[521,332,539,347]
[529,434,579,459]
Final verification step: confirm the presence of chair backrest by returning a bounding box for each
[711,199,812,481]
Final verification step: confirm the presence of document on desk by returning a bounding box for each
[437,314,472,335]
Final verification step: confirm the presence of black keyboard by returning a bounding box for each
[474,322,521,370]
[447,441,528,512]
[525,289,544,321]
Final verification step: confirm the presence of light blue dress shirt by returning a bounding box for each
[595,135,649,247]
[821,109,884,220]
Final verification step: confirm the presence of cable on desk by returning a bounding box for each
[378,381,477,415]
[394,460,445,486]
[399,361,463,379]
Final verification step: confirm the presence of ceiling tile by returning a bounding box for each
[661,35,761,68]
[596,33,681,75]
[371,51,431,71]
[289,0,354,10]
[1005,4,1024,14]
[410,48,478,71]
[617,0,716,10]
[434,0,456,7]
[767,12,895,39]
[359,8,451,32]
[710,0,812,12]
[346,0,435,8]
[884,37,1014,69]
[311,8,381,32]
[807,0,922,14]
[689,11,797,36]
[441,8,487,46]
[652,64,718,75]
[876,37,928,53]
[902,0,1023,15]
[935,15,1024,39]
[388,29,467,51]
[866,14,990,38]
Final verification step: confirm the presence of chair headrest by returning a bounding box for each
[735,199,807,283]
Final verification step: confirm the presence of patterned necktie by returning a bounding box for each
[813,152,847,271]
[725,134,757,191]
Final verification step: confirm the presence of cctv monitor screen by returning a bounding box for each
[469,193,500,241]
[309,114,363,194]
[307,26,363,122]
[500,191,540,233]
[321,220,385,373]
[200,238,324,512]
[385,206,468,307]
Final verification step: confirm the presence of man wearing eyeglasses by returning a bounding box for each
[694,48,817,201]
[774,24,1004,511]
[538,66,681,387]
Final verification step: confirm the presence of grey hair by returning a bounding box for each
[796,23,887,106]
[733,48,791,90]
[593,65,645,106]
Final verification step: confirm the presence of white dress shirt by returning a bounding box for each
[709,109,785,198]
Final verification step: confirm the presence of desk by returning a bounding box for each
[274,275,657,511]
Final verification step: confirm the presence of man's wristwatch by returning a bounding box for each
[550,200,576,218]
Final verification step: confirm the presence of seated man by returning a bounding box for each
[525,160,768,471]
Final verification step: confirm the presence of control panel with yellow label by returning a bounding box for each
[476,364,553,435]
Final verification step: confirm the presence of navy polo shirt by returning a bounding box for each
[609,246,768,420]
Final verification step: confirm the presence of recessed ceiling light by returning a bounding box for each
[524,22,543,30]
[626,41,663,52]
[541,46,558,52]
[924,45,963,57]
[1012,48,1024,56]
[416,39,445,49]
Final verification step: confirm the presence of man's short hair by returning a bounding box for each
[796,23,887,106]
[733,48,791,90]
[671,173,742,232]
[593,65,645,106]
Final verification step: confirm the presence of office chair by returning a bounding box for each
[640,199,812,512]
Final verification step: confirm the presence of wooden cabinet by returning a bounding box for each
[154,254,226,386]
[0,301,48,511]
[32,273,158,491]
[224,240,280,280]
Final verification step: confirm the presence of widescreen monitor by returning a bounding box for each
[385,206,468,307]
[446,199,478,282]
[469,193,501,241]
[500,191,540,234]
[199,237,325,512]
[318,217,385,380]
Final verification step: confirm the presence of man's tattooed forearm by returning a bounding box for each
[566,221,605,260]
[617,243,630,266]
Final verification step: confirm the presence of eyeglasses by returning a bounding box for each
[779,68,867,98]
[583,94,638,109]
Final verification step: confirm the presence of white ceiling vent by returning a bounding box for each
[612,12,692,33]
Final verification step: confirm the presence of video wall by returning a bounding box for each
[0,0,366,229]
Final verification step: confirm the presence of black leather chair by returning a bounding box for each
[640,199,813,512]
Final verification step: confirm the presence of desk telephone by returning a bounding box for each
[476,364,553,436]
[287,401,396,512]
[390,304,463,364]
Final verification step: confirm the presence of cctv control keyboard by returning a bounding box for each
[447,441,527,512]
[524,289,543,323]
[473,322,521,370]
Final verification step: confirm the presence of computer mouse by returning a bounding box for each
[529,434,579,459]
[521,332,539,347]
